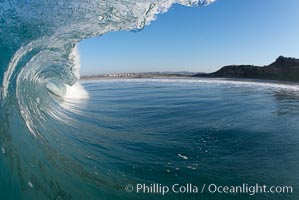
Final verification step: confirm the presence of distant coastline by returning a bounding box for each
[80,71,196,80]
[81,56,299,83]
[194,56,299,82]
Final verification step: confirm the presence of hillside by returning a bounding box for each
[194,56,299,82]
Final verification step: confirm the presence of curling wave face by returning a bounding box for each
[0,0,214,199]
[0,0,214,134]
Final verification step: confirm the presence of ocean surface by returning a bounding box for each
[0,1,298,199]
[1,78,299,199]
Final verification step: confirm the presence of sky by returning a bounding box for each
[79,0,299,75]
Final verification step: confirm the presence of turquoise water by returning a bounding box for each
[2,78,299,199]
[1,1,299,199]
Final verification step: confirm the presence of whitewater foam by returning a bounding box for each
[64,82,89,99]
[83,78,299,92]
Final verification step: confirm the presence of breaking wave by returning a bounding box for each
[0,0,214,199]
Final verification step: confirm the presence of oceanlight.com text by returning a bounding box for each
[125,183,293,196]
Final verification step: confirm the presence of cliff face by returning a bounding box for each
[195,56,299,82]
